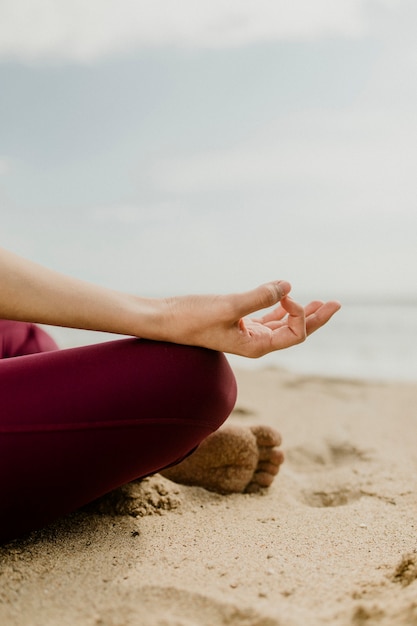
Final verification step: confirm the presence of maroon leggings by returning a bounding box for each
[0,321,237,543]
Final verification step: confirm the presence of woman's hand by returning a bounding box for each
[154,281,341,357]
[0,247,340,357]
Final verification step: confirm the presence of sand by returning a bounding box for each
[1,366,417,626]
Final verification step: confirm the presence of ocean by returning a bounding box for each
[230,303,417,383]
[46,303,417,384]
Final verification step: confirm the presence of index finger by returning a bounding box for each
[266,296,307,351]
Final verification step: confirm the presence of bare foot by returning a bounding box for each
[160,424,284,494]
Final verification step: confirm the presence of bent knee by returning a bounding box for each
[213,351,238,424]
[187,348,237,433]
[137,341,237,433]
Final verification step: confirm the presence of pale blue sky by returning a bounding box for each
[1,0,416,301]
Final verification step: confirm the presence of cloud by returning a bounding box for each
[147,106,417,217]
[0,0,384,64]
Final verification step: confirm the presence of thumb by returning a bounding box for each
[233,280,291,318]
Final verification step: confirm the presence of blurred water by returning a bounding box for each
[46,304,417,383]
[229,304,417,382]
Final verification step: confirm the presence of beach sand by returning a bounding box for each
[1,366,417,626]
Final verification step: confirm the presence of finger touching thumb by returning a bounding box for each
[235,280,291,317]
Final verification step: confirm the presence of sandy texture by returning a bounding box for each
[1,367,417,626]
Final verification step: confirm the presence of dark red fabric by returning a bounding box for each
[0,320,59,357]
[0,322,237,543]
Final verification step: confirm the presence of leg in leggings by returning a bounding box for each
[0,322,237,543]
[0,319,59,357]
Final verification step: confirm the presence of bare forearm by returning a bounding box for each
[0,246,341,357]
[0,247,161,337]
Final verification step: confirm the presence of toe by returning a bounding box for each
[254,471,276,487]
[258,447,285,465]
[250,425,282,447]
[244,470,275,493]
[257,460,281,476]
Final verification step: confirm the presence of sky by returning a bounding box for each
[1,0,416,303]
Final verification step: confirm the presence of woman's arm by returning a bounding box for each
[0,246,340,358]
[0,246,159,337]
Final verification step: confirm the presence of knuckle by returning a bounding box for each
[296,330,307,344]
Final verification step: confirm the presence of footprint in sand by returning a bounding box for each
[302,488,363,508]
[285,438,373,509]
[285,438,371,472]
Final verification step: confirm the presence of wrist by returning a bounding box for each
[123,295,168,340]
